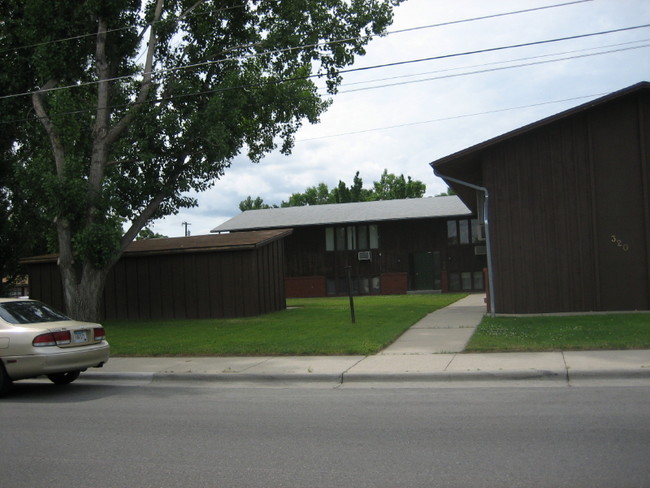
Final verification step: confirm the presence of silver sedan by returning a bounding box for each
[0,298,109,395]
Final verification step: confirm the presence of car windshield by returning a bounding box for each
[0,301,71,324]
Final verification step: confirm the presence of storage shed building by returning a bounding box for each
[23,229,291,320]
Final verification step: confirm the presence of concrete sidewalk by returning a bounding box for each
[82,294,650,387]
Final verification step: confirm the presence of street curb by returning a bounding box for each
[566,369,650,380]
[341,370,567,383]
[81,372,345,384]
[81,369,650,385]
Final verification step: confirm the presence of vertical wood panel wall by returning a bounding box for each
[447,86,650,314]
[26,236,288,320]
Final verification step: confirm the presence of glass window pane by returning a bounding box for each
[461,272,472,290]
[371,277,381,293]
[449,273,461,291]
[326,279,336,295]
[447,220,458,245]
[459,220,470,244]
[336,227,346,251]
[360,277,370,294]
[473,271,484,290]
[471,219,480,243]
[325,227,334,251]
[347,226,357,250]
[369,224,379,249]
[358,225,369,249]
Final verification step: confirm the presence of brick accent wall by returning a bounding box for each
[285,276,326,298]
[380,272,408,295]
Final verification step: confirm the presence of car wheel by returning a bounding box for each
[47,371,81,385]
[0,362,13,396]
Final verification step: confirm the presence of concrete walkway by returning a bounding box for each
[82,294,650,387]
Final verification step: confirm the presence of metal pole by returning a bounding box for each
[345,266,356,323]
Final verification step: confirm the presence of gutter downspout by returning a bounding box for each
[434,173,496,316]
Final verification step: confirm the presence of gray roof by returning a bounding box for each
[212,196,471,232]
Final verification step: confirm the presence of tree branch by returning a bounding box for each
[31,80,65,175]
[106,0,164,146]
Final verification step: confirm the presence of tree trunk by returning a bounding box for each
[60,264,108,323]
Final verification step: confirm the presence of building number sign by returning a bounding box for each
[610,234,630,252]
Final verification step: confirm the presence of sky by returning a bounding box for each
[149,0,650,238]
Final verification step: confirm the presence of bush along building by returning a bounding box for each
[212,196,487,298]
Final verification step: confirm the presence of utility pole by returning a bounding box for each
[182,221,191,237]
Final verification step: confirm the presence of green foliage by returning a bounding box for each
[435,186,457,196]
[243,169,426,209]
[72,221,123,268]
[371,169,426,200]
[104,294,467,356]
[0,0,403,318]
[136,227,168,240]
[239,196,274,212]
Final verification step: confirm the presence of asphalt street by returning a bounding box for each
[2,382,650,488]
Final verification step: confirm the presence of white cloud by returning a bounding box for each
[151,0,650,237]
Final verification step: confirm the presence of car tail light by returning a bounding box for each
[33,330,72,347]
[93,327,106,341]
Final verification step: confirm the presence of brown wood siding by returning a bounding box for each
[283,218,484,295]
[481,91,650,313]
[27,237,287,320]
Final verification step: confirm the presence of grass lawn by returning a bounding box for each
[465,313,650,352]
[104,293,467,357]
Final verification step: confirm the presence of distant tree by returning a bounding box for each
[331,171,369,203]
[136,227,167,240]
[243,170,426,210]
[371,169,426,200]
[282,182,332,207]
[435,186,457,196]
[239,196,273,212]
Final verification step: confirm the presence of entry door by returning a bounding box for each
[412,252,441,290]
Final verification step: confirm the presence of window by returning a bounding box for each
[447,220,458,245]
[325,227,335,251]
[459,220,470,244]
[461,272,472,290]
[325,224,380,251]
[448,219,475,245]
[347,225,357,250]
[471,219,482,243]
[336,227,346,250]
[358,225,369,249]
[369,225,379,249]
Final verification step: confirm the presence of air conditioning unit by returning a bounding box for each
[474,245,487,256]
[358,251,372,261]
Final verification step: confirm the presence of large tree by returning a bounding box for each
[0,0,402,320]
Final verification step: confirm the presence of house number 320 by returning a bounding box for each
[610,235,630,252]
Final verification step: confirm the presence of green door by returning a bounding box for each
[412,252,441,290]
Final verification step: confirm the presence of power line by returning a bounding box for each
[337,43,650,94]
[335,38,650,90]
[0,0,604,101]
[0,0,593,58]
[296,93,610,142]
[338,24,650,77]
[1,32,647,127]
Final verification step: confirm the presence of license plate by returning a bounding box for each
[73,330,88,343]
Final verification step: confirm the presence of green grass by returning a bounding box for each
[104,294,467,357]
[465,313,650,352]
